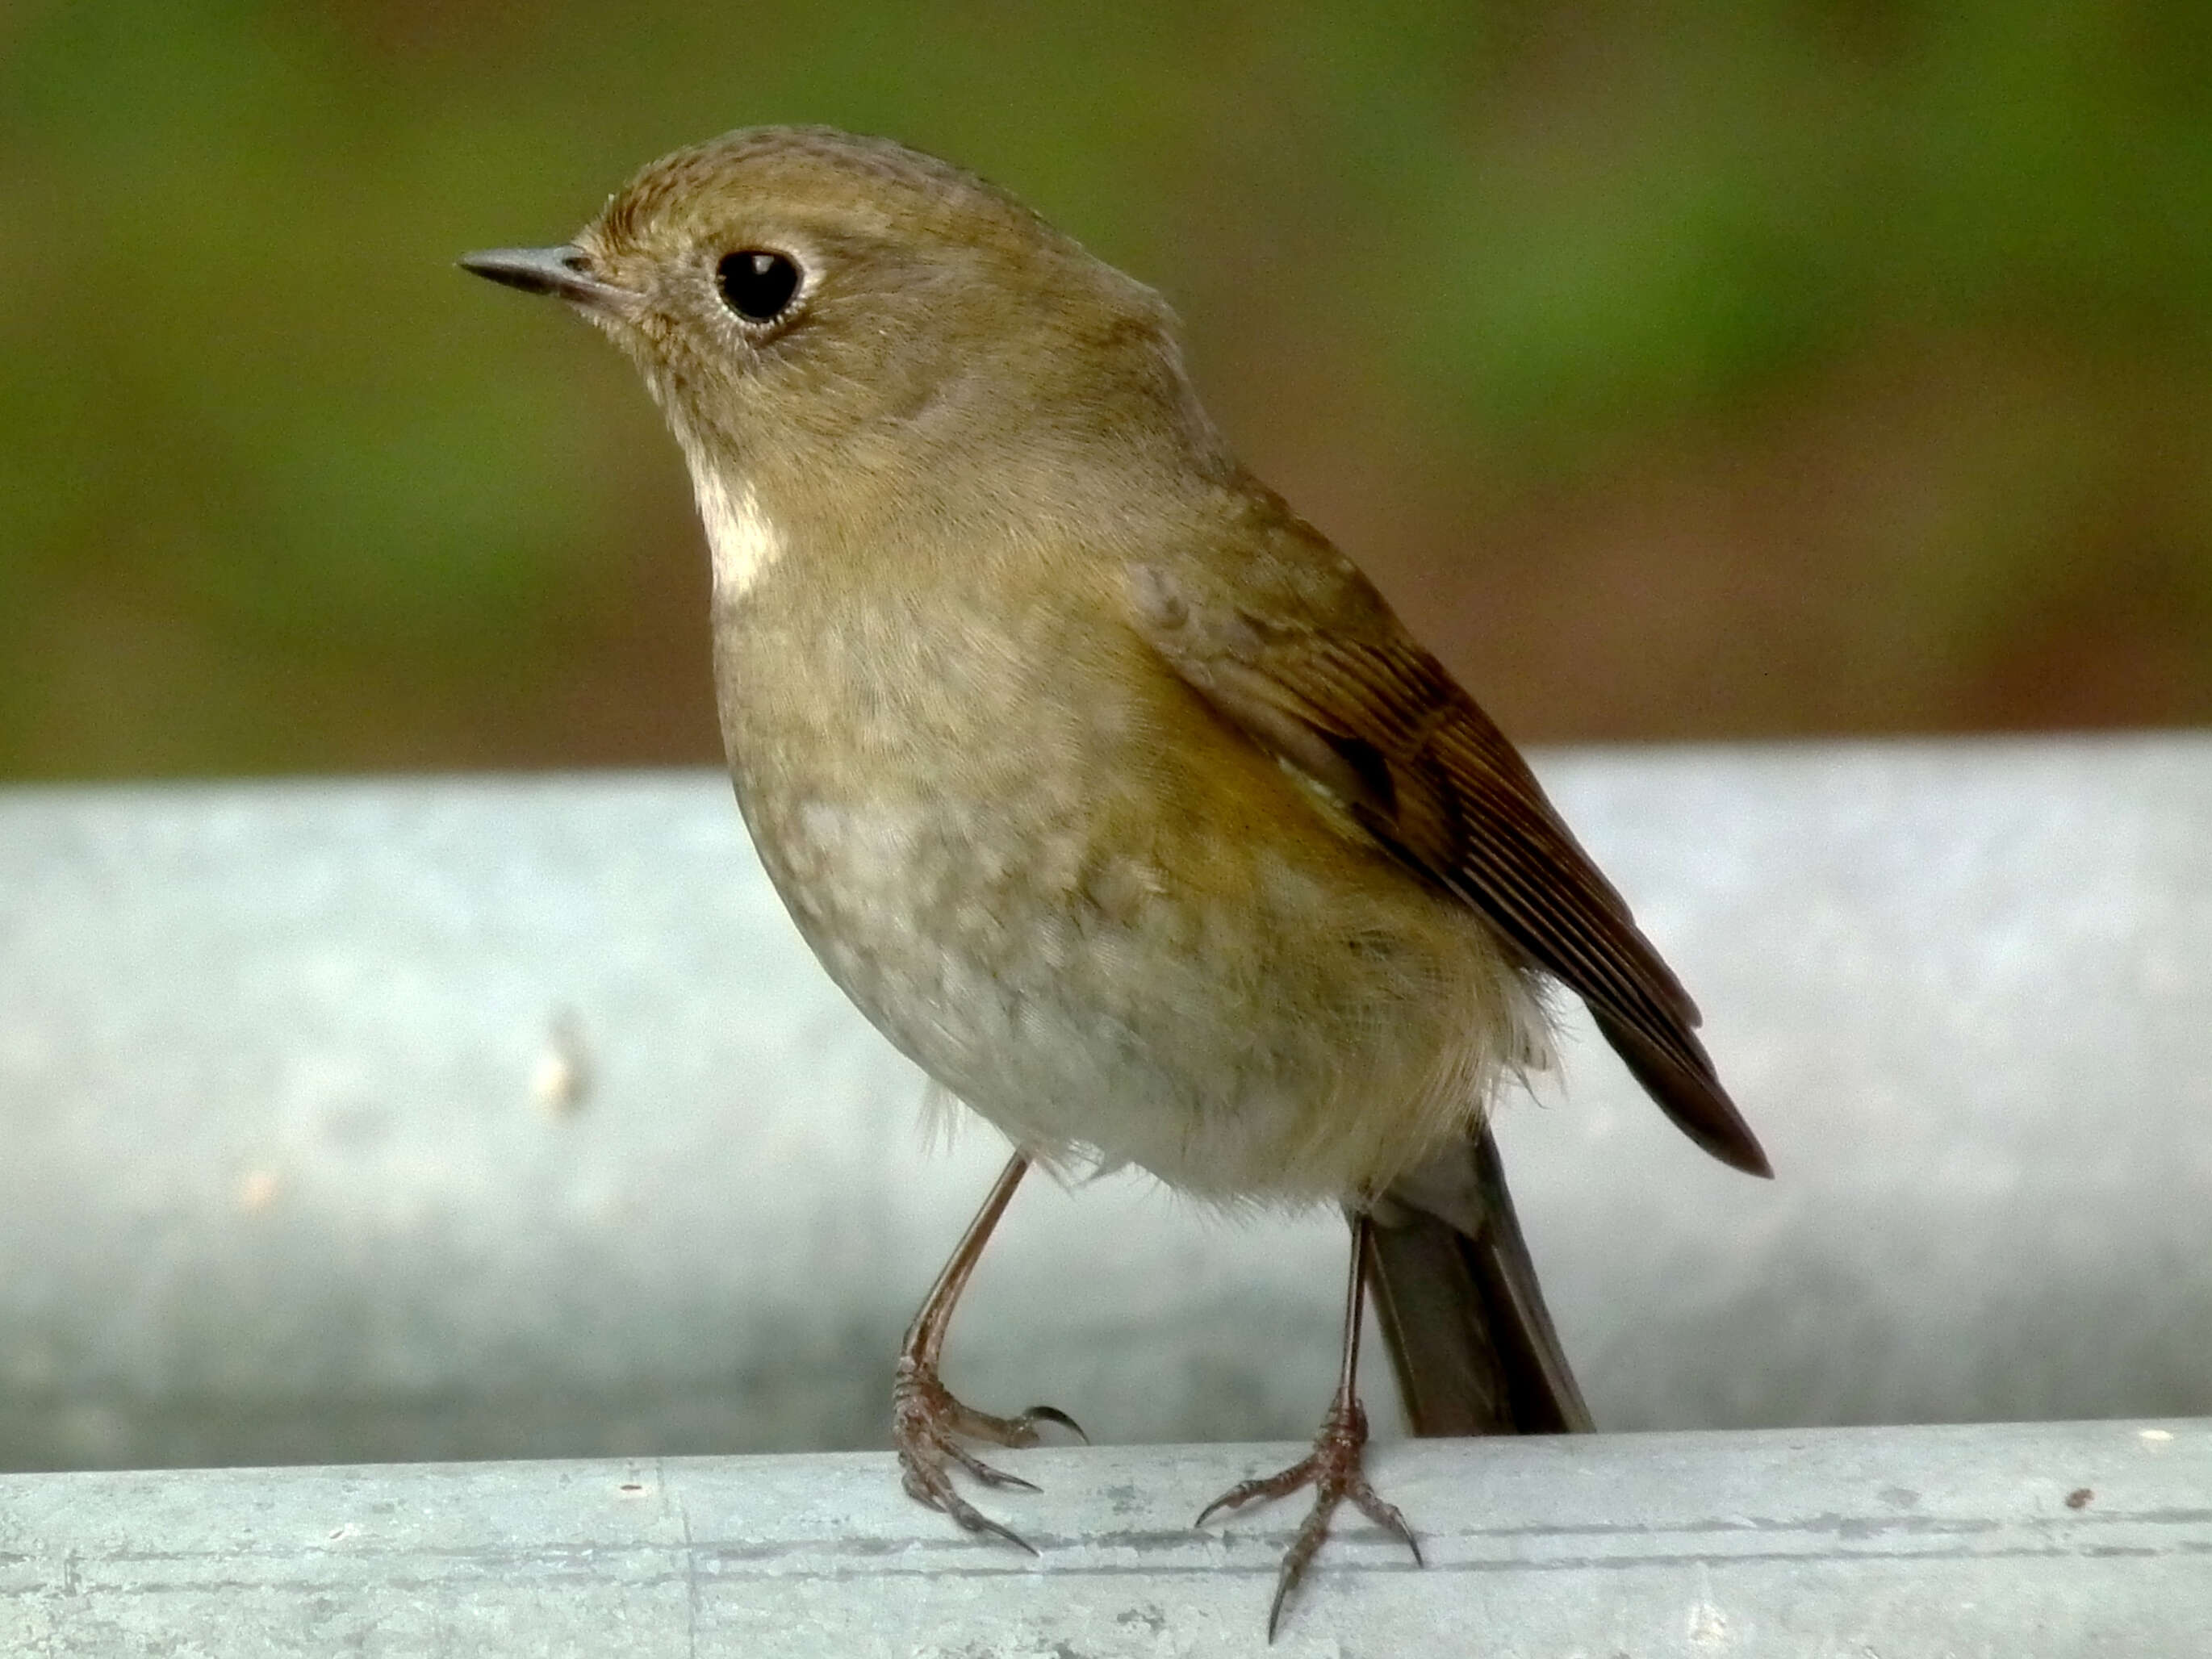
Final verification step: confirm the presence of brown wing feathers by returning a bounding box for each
[1136,570,1771,1179]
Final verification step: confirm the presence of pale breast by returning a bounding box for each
[713,559,1549,1206]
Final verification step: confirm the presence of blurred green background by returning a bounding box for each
[3,0,2209,779]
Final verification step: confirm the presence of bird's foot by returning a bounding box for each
[1194,1394,1421,1640]
[893,1355,1085,1552]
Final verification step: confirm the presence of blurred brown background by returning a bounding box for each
[3,1,2208,779]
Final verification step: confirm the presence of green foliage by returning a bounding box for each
[2,0,2208,773]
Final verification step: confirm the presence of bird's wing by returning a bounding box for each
[1128,543,1770,1178]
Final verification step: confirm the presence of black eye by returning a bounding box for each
[717,250,801,323]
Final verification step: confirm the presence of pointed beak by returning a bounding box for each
[458,244,633,310]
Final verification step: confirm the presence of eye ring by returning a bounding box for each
[717,249,802,325]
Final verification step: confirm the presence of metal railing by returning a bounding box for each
[1,734,2207,1650]
[2,1419,2206,1655]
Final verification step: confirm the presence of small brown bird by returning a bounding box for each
[464,125,1768,1638]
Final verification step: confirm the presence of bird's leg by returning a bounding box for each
[1195,1210,1422,1639]
[894,1150,1085,1551]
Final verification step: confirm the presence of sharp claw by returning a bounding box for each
[1205,1481,1272,1527]
[906,1457,1040,1554]
[1026,1403,1089,1444]
[948,1498,1039,1556]
[1194,1486,1244,1529]
[1265,1564,1298,1644]
[944,1438,1041,1492]
[1192,1397,1422,1640]
[1266,1501,1334,1640]
[1349,1489,1421,1565]
[1194,1458,1319,1530]
[985,1519,1039,1555]
[893,1363,1078,1551]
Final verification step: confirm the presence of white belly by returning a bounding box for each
[735,774,1547,1207]
[711,564,1550,1206]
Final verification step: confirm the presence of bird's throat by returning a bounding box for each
[690,463,787,602]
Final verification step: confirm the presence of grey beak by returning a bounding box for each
[458,244,631,308]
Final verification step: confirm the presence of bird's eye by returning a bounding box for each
[717,250,801,324]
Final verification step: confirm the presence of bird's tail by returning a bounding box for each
[1365,1125,1592,1435]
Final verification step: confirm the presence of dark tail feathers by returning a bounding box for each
[1365,1126,1593,1435]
